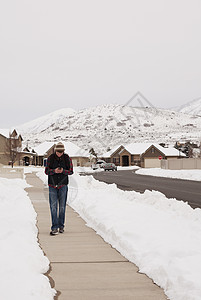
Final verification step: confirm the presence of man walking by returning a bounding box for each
[45,142,73,235]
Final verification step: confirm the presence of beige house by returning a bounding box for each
[0,129,23,165]
[34,141,95,167]
[0,129,35,166]
[101,143,185,168]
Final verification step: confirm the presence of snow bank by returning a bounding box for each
[69,174,201,300]
[136,168,201,181]
[117,166,139,171]
[0,177,56,300]
[35,167,201,300]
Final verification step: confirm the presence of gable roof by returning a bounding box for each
[34,141,55,156]
[62,141,89,157]
[101,144,123,158]
[0,129,10,138]
[125,143,153,155]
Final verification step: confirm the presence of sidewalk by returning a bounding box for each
[25,172,167,300]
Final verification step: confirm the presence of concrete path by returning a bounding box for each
[25,172,167,300]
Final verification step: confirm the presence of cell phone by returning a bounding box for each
[58,167,62,170]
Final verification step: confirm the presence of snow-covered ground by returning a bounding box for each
[136,168,201,181]
[116,166,140,171]
[35,166,201,300]
[0,175,56,300]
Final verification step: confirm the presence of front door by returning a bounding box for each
[122,155,129,166]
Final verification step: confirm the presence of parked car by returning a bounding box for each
[92,160,106,170]
[103,163,117,171]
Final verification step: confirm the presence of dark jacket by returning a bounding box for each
[45,153,73,187]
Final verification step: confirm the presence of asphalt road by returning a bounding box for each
[92,170,201,209]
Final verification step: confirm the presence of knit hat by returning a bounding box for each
[55,142,65,152]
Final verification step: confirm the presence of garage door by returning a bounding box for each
[144,158,161,168]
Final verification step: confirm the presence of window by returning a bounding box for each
[151,147,155,153]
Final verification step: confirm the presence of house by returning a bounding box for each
[101,143,186,168]
[0,129,35,166]
[33,141,95,167]
[21,146,37,166]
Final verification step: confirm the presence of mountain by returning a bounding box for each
[16,108,76,134]
[172,97,201,116]
[17,104,201,155]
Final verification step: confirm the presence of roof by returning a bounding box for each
[34,141,55,156]
[125,143,153,155]
[62,141,89,157]
[101,144,123,158]
[0,129,10,138]
[101,142,185,158]
[156,145,186,157]
[0,128,23,139]
[34,141,90,157]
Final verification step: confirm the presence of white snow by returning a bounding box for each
[114,166,139,171]
[34,166,201,300]
[16,108,76,134]
[136,168,201,181]
[0,176,56,300]
[174,97,201,116]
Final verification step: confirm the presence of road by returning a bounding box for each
[91,170,201,209]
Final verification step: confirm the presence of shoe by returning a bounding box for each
[50,229,59,236]
[59,228,64,233]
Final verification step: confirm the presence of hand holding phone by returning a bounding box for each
[55,167,63,173]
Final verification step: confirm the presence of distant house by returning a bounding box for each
[33,141,95,167]
[101,143,186,168]
[0,129,35,166]
[21,146,37,166]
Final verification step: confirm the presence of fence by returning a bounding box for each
[161,158,201,170]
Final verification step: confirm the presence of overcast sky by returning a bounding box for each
[1,0,201,128]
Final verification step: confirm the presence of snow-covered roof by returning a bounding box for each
[62,141,89,157]
[0,129,10,138]
[101,144,123,158]
[125,143,153,155]
[102,143,185,157]
[34,141,90,157]
[34,141,55,156]
[157,145,186,157]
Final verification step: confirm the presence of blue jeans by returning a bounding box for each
[49,185,68,230]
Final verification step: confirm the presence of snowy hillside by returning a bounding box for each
[16,104,201,155]
[173,97,201,116]
[16,108,76,134]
